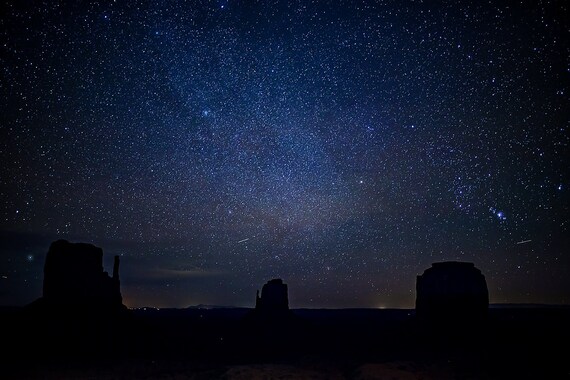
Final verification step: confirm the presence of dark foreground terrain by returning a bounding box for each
[2,305,569,379]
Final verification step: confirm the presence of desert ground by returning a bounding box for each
[2,306,569,379]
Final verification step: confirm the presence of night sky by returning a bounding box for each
[1,0,568,309]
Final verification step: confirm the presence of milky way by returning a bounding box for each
[1,0,568,308]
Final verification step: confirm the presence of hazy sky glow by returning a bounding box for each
[1,0,568,308]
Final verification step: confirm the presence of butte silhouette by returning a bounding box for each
[416,261,489,323]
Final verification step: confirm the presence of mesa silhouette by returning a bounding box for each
[42,239,124,308]
[27,239,128,317]
[416,261,489,323]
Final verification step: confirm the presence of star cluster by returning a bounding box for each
[1,0,568,308]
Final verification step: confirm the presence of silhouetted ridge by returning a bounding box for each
[416,261,489,322]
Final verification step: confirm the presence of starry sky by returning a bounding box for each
[1,0,568,309]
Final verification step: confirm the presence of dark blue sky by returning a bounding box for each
[1,0,568,308]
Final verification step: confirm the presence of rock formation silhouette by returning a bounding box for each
[256,278,289,312]
[416,261,489,322]
[19,240,131,358]
[40,239,124,310]
[239,278,307,351]
[27,239,128,321]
